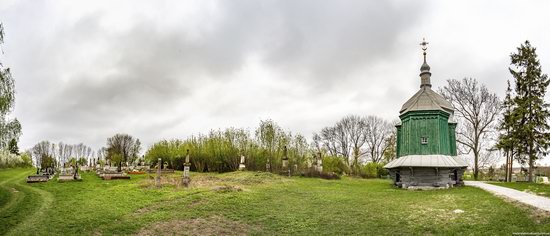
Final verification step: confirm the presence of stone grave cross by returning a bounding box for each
[182,149,191,187]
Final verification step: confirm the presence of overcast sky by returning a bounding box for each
[1,0,550,164]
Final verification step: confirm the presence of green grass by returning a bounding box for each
[1,168,549,235]
[489,181,550,198]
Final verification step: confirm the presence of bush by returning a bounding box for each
[301,169,341,180]
[360,162,387,178]
[0,150,32,168]
[322,156,349,175]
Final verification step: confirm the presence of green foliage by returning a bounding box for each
[1,169,549,235]
[40,155,55,169]
[20,151,32,167]
[507,41,550,182]
[144,120,311,173]
[0,23,22,149]
[77,157,87,166]
[0,149,31,168]
[322,156,349,174]
[8,138,18,155]
[360,162,388,178]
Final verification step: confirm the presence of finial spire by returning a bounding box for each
[419,38,432,88]
[420,38,429,63]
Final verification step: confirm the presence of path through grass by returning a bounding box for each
[489,181,550,198]
[1,168,549,235]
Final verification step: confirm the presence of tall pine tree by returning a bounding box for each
[497,80,516,182]
[509,40,550,182]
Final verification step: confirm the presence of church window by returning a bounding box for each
[421,137,428,145]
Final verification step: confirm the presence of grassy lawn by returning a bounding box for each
[1,168,549,235]
[489,181,550,198]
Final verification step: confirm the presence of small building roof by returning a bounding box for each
[384,155,468,169]
[399,86,454,114]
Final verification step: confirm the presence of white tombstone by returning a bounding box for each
[184,166,190,178]
[537,176,549,184]
[239,155,246,171]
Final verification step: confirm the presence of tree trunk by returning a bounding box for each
[505,150,509,182]
[474,151,479,180]
[528,155,534,182]
[528,143,534,182]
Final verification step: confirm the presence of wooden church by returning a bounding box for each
[384,40,468,189]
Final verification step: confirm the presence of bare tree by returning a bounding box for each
[320,127,339,157]
[364,116,393,163]
[311,133,324,155]
[334,122,352,163]
[440,78,500,180]
[32,141,55,169]
[97,147,106,162]
[341,115,367,172]
[106,134,141,172]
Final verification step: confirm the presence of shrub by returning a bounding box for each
[0,150,32,168]
[360,162,387,178]
[322,156,349,175]
[301,169,341,180]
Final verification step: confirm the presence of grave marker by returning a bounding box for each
[182,149,191,188]
[239,155,246,171]
[156,158,161,187]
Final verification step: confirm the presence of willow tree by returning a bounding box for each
[509,41,550,182]
[255,120,284,172]
[0,23,22,149]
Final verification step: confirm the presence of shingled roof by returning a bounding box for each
[399,86,454,114]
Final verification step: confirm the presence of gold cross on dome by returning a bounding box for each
[420,38,429,52]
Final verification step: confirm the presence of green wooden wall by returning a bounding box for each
[396,110,457,157]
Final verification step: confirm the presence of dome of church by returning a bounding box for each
[420,62,430,73]
[400,86,454,114]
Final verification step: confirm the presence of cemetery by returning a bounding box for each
[1,43,547,235]
[3,1,550,235]
[2,167,550,235]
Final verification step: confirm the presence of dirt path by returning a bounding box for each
[0,171,30,212]
[2,171,54,236]
[465,181,550,212]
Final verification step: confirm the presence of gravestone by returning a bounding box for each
[182,149,191,188]
[239,155,246,171]
[316,153,323,173]
[281,146,290,177]
[58,165,81,181]
[156,158,161,187]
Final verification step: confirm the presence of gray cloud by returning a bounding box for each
[1,0,550,167]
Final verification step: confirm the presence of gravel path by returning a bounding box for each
[465,181,550,212]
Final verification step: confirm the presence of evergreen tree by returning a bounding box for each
[509,40,550,182]
[497,80,517,182]
[8,138,19,155]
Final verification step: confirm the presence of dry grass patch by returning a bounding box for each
[133,196,208,216]
[134,215,257,236]
[138,171,289,191]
